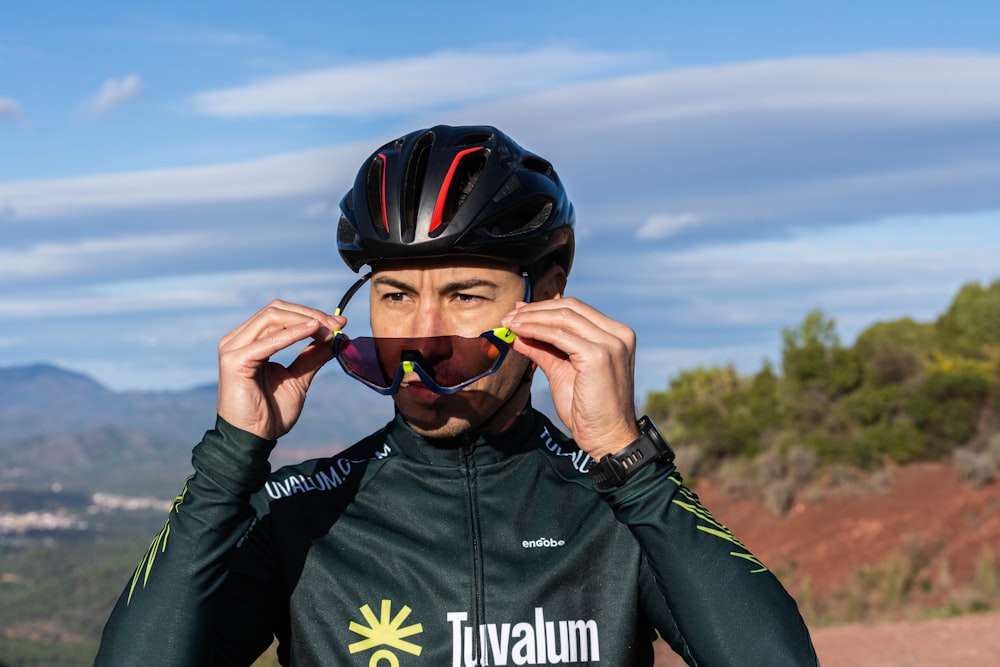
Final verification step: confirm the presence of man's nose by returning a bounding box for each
[409,301,448,339]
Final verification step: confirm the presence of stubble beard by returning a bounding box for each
[396,356,533,440]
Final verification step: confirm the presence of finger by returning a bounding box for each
[220,319,329,379]
[509,335,568,374]
[221,300,343,350]
[221,303,342,350]
[286,338,337,386]
[504,300,636,365]
[506,297,636,351]
[219,301,347,348]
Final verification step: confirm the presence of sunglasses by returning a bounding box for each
[330,272,531,395]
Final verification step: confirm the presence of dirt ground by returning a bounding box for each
[810,610,1000,666]
[650,461,1000,666]
[651,610,1000,666]
[694,462,1000,600]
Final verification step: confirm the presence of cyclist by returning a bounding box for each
[96,125,818,666]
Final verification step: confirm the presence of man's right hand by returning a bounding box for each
[216,300,344,441]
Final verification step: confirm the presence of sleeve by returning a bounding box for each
[604,462,820,667]
[94,417,280,667]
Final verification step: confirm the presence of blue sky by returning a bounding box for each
[2,1,1000,405]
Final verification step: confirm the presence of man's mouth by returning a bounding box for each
[400,380,446,401]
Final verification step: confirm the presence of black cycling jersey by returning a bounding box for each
[95,408,817,666]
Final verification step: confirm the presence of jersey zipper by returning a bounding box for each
[461,442,486,666]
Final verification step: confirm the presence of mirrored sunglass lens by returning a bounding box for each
[338,334,506,389]
[337,337,395,388]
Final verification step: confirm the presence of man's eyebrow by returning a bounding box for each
[371,276,414,292]
[371,277,503,293]
[442,279,503,292]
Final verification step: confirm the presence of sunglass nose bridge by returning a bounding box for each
[400,349,428,365]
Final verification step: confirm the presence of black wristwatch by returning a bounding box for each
[589,416,675,490]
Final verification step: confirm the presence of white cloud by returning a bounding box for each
[0,142,367,220]
[301,200,337,219]
[637,213,702,239]
[111,25,273,49]
[481,51,1000,138]
[81,74,145,117]
[0,268,345,320]
[0,96,25,122]
[190,46,646,117]
[0,232,216,280]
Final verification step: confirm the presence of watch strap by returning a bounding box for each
[589,416,675,490]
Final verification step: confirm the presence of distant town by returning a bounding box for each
[0,492,170,536]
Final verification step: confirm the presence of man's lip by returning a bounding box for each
[402,377,468,400]
[401,380,440,397]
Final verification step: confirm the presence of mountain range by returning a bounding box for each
[0,363,390,496]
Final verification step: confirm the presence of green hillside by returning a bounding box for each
[644,277,1000,515]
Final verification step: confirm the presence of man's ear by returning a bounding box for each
[533,264,567,301]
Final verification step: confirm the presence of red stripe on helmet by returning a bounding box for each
[377,153,389,233]
[429,146,485,234]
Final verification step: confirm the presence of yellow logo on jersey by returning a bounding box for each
[349,599,424,666]
[670,477,769,573]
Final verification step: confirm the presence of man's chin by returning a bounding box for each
[407,420,475,440]
[393,395,473,439]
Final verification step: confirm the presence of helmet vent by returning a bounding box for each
[485,197,553,238]
[522,156,554,177]
[337,215,359,245]
[434,148,489,235]
[456,130,494,147]
[363,154,388,237]
[403,132,435,241]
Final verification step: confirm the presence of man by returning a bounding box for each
[96,125,818,666]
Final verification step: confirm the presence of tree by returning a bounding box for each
[936,279,1000,358]
[782,309,861,395]
[782,308,840,384]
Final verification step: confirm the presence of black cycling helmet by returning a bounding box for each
[337,125,575,276]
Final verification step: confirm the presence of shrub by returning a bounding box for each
[936,279,1000,358]
[953,447,996,488]
[938,400,978,444]
[754,450,786,485]
[763,479,796,517]
[924,367,990,403]
[855,317,936,358]
[842,385,905,426]
[850,421,925,468]
[672,444,705,478]
[829,347,864,395]
[865,345,923,386]
[787,446,819,484]
[801,434,840,464]
[990,433,1000,467]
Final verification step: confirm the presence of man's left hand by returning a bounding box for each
[502,296,640,459]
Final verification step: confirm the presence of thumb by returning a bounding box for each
[511,336,567,378]
[287,338,337,387]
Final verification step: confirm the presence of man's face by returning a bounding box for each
[368,257,531,439]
